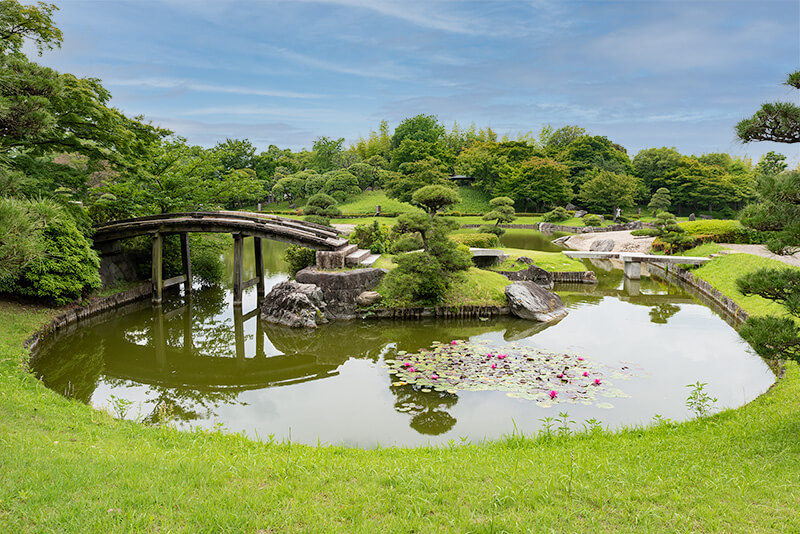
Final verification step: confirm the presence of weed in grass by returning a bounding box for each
[538,416,555,440]
[686,381,718,418]
[108,395,134,419]
[583,418,603,435]
[556,411,575,437]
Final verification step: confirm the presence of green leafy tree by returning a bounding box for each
[756,151,788,176]
[736,70,800,144]
[648,187,672,214]
[303,193,340,226]
[386,157,454,203]
[411,185,460,216]
[559,135,633,190]
[480,196,516,236]
[323,169,360,202]
[311,136,345,172]
[542,125,586,150]
[578,170,638,214]
[0,0,62,55]
[392,114,445,148]
[632,147,682,195]
[272,175,306,203]
[497,156,572,211]
[351,120,392,160]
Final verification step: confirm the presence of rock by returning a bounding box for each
[565,203,578,211]
[589,239,615,252]
[574,210,588,218]
[505,281,568,322]
[699,214,713,220]
[688,213,696,221]
[539,222,556,233]
[289,202,297,209]
[356,291,382,306]
[551,235,571,246]
[495,265,553,289]
[296,267,385,319]
[261,280,327,328]
[516,256,534,265]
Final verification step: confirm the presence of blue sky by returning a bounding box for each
[35,0,800,163]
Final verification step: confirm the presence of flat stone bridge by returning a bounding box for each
[563,251,710,279]
[93,211,369,305]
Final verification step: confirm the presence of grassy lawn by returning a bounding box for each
[489,248,587,272]
[2,253,800,531]
[439,268,510,306]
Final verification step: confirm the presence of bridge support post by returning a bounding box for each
[152,232,163,305]
[623,260,642,280]
[233,233,244,306]
[180,233,192,294]
[254,237,265,298]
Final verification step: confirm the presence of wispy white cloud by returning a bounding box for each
[261,45,414,81]
[104,78,325,99]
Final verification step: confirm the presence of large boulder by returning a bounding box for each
[495,264,554,289]
[261,280,328,328]
[505,281,568,322]
[295,267,385,319]
[589,238,615,252]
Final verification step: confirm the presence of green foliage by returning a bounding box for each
[685,382,718,418]
[739,171,800,254]
[478,225,504,237]
[756,151,788,176]
[0,196,61,280]
[481,196,516,231]
[272,176,306,203]
[311,136,344,172]
[541,206,570,223]
[449,232,500,248]
[648,187,672,213]
[304,173,327,197]
[739,316,800,361]
[348,162,381,189]
[0,213,100,304]
[498,156,572,211]
[630,228,661,237]
[633,147,682,194]
[323,170,361,202]
[283,245,316,277]
[0,0,63,55]
[736,70,800,144]
[386,158,453,203]
[389,233,424,254]
[737,268,800,317]
[381,251,449,305]
[303,214,332,227]
[541,125,586,149]
[350,221,390,254]
[303,193,341,221]
[578,170,638,213]
[392,114,445,148]
[679,219,744,242]
[582,214,601,227]
[411,184,461,216]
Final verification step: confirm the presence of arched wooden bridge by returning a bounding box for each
[93,211,357,305]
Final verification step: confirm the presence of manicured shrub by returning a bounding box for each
[350,221,390,254]
[450,232,500,248]
[541,206,570,223]
[284,245,317,276]
[382,251,450,305]
[479,225,505,237]
[304,214,332,226]
[631,228,660,237]
[679,220,743,241]
[583,214,602,227]
[390,234,424,254]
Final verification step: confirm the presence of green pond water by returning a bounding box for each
[32,233,776,447]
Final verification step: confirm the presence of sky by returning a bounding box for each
[33,0,800,163]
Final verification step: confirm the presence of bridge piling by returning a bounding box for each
[152,232,163,305]
[180,233,192,294]
[233,233,244,306]
[254,237,265,298]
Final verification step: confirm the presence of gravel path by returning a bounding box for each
[719,244,800,268]
[563,230,655,253]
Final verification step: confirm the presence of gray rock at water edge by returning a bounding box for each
[589,238,615,252]
[261,280,328,328]
[565,203,578,211]
[551,235,571,246]
[505,281,568,322]
[496,265,554,289]
[574,210,588,218]
[516,256,534,265]
[356,291,382,306]
[688,213,696,221]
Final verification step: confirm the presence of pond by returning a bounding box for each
[32,232,775,447]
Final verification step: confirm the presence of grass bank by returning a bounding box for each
[2,254,800,531]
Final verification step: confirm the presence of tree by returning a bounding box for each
[411,185,460,216]
[386,157,453,203]
[352,120,392,160]
[648,187,672,214]
[392,114,445,148]
[481,196,516,236]
[311,136,345,172]
[542,125,586,150]
[633,147,682,195]
[497,156,572,211]
[559,135,633,190]
[736,70,800,144]
[323,169,360,202]
[578,170,638,213]
[0,0,62,55]
[756,151,788,176]
[303,193,340,226]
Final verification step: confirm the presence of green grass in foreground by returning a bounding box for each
[440,267,510,306]
[2,254,800,531]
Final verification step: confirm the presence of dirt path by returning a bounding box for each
[719,244,800,268]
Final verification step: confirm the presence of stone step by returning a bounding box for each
[329,237,351,249]
[337,243,358,256]
[345,248,371,266]
[360,254,381,267]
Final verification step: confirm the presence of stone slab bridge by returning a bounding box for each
[562,251,710,280]
[93,211,372,306]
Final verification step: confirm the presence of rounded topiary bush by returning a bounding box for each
[583,214,602,227]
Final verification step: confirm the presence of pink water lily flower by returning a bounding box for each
[582,371,589,377]
[409,367,416,373]
[451,340,458,345]
[403,362,412,368]
[491,363,497,369]
[549,390,558,399]
[497,354,506,360]
[431,373,439,380]
[594,378,602,385]
[557,373,564,378]
[577,357,584,361]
